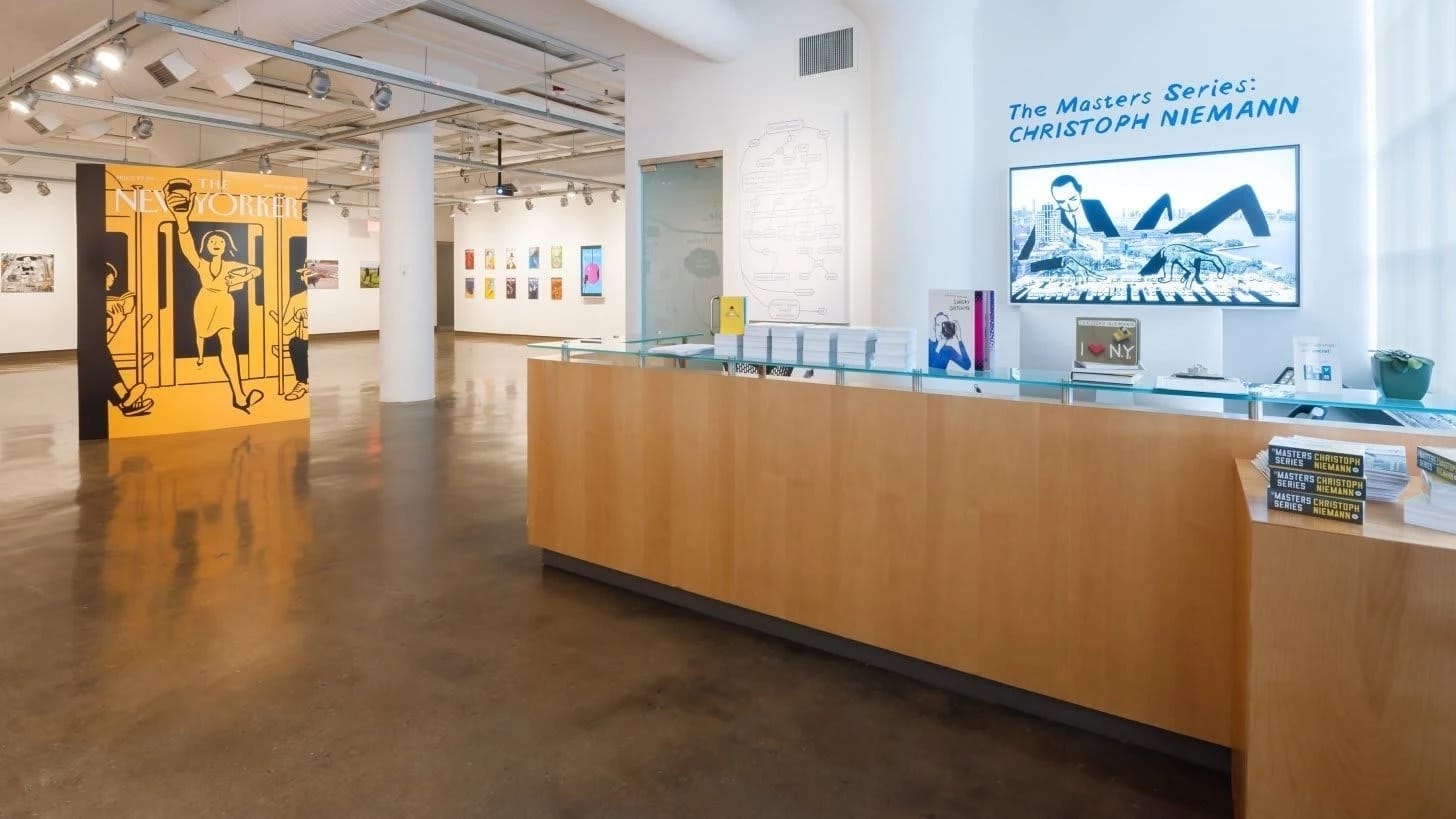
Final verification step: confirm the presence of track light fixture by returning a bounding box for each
[131,116,154,140]
[0,179,11,194]
[36,181,50,197]
[327,191,340,205]
[525,199,534,211]
[8,87,38,115]
[368,81,392,112]
[305,67,331,100]
[48,70,72,92]
[583,185,594,206]
[359,151,375,172]
[611,189,621,203]
[259,155,273,175]
[560,194,569,207]
[340,206,350,217]
[95,39,131,72]
[492,201,500,213]
[458,203,470,216]
[70,56,101,88]
[566,181,577,198]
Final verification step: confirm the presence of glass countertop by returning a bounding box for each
[527,336,1456,419]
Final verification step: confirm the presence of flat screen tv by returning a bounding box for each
[1009,145,1299,306]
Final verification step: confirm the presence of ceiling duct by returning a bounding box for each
[1,0,425,149]
[24,113,66,135]
[582,0,749,62]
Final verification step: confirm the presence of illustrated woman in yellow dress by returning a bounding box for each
[166,189,265,413]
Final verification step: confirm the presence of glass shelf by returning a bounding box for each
[527,336,1456,421]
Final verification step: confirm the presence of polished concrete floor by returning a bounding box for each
[0,335,1232,817]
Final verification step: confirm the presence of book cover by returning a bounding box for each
[719,296,746,335]
[1269,467,1367,501]
[1267,443,1364,477]
[1075,318,1139,368]
[1267,487,1365,524]
[973,290,995,371]
[1416,446,1456,483]
[928,289,976,374]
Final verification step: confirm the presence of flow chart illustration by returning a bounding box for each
[739,115,847,323]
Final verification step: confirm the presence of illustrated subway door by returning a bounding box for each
[77,163,310,439]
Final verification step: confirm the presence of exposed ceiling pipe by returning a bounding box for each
[187,102,483,167]
[135,11,625,138]
[582,0,750,62]
[2,0,426,148]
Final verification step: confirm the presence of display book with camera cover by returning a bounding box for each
[1072,318,1142,384]
[927,290,995,374]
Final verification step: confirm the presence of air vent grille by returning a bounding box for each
[799,28,853,77]
[24,117,52,135]
[145,59,180,88]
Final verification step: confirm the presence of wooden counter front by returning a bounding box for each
[527,358,1445,747]
[1235,462,1456,818]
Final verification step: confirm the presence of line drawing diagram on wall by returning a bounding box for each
[738,113,848,323]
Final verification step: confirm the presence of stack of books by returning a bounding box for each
[769,324,803,366]
[836,327,875,368]
[1069,363,1144,385]
[1257,436,1411,524]
[873,328,915,370]
[742,324,772,364]
[1405,446,1456,535]
[713,333,742,359]
[801,326,837,367]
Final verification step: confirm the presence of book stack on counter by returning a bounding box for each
[1406,446,1456,535]
[1070,363,1144,385]
[801,326,837,367]
[873,328,915,371]
[713,333,742,359]
[742,324,772,364]
[836,327,875,368]
[768,324,804,366]
[1256,436,1410,525]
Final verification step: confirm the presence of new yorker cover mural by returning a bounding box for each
[77,164,310,440]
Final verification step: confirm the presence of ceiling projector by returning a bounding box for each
[494,183,518,197]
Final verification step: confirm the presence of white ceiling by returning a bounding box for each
[0,0,657,206]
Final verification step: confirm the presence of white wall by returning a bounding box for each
[452,198,626,338]
[304,203,382,335]
[624,0,873,333]
[972,0,1372,383]
[0,182,77,354]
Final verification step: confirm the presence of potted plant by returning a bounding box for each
[1370,349,1436,400]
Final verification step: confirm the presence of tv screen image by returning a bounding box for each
[1009,145,1299,306]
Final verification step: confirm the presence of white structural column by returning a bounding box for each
[378,122,437,403]
[845,0,979,331]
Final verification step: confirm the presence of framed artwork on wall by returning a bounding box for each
[484,277,495,299]
[505,277,517,299]
[0,253,56,293]
[580,245,603,298]
[527,277,540,299]
[550,245,563,269]
[464,248,476,270]
[550,277,562,300]
[484,249,496,270]
[528,246,540,269]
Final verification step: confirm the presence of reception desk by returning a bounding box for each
[526,347,1455,806]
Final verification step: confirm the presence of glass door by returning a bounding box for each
[640,155,723,338]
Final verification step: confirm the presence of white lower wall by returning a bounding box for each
[304,203,383,336]
[452,198,626,339]
[0,182,77,354]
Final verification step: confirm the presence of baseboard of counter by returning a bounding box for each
[541,549,1232,773]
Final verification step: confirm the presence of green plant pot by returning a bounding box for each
[1371,357,1435,401]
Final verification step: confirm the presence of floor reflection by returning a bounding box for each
[75,421,312,701]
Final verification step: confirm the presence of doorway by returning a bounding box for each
[640,154,723,338]
[435,241,453,329]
